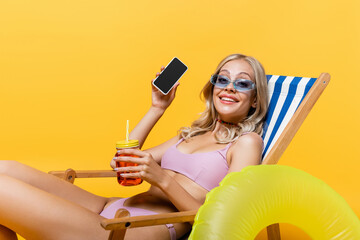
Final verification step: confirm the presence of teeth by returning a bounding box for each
[221,97,236,102]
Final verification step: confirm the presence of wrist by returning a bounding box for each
[149,106,166,116]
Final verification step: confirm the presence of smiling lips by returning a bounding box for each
[219,94,239,104]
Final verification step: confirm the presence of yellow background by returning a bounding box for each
[0,0,359,239]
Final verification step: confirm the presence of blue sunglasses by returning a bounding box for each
[210,75,256,92]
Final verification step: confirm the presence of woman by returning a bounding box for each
[0,53,268,240]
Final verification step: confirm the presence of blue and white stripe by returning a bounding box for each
[262,75,317,160]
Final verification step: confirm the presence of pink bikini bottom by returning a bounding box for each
[100,198,176,240]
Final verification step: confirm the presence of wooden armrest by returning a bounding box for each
[49,169,117,183]
[101,210,197,230]
[49,169,116,182]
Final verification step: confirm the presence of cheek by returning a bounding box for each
[212,89,220,101]
[239,92,253,103]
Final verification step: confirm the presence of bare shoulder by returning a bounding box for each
[231,132,263,151]
[227,132,263,171]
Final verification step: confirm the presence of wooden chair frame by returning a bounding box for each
[49,73,330,240]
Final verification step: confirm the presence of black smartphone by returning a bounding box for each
[152,57,188,95]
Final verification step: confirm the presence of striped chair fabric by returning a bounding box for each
[262,75,317,160]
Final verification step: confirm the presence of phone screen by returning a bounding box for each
[152,57,188,95]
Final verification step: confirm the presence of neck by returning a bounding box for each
[216,118,237,126]
[211,119,237,137]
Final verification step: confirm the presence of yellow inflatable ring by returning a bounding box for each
[189,165,360,239]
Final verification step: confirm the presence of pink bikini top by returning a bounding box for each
[161,138,232,191]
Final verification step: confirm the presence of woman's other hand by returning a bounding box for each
[151,66,180,111]
[113,148,170,188]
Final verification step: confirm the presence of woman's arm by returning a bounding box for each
[159,173,203,211]
[128,106,165,148]
[227,132,263,173]
[114,149,203,212]
[129,67,180,149]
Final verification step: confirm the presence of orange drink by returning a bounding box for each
[115,139,143,186]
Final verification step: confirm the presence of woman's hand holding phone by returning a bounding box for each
[151,66,180,111]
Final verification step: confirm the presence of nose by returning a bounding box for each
[224,81,236,93]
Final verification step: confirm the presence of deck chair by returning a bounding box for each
[49,72,330,240]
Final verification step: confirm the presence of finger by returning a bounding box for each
[173,82,180,90]
[110,161,116,169]
[169,82,180,96]
[160,66,164,71]
[119,172,142,178]
[117,148,148,157]
[113,156,143,164]
[114,166,143,172]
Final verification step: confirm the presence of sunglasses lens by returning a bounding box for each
[234,80,254,91]
[210,75,255,92]
[211,75,230,88]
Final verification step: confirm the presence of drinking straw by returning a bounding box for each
[126,120,129,142]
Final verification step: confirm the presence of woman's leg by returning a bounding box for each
[0,160,108,213]
[0,174,109,240]
[0,174,175,240]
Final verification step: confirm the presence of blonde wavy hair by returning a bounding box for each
[179,54,268,143]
